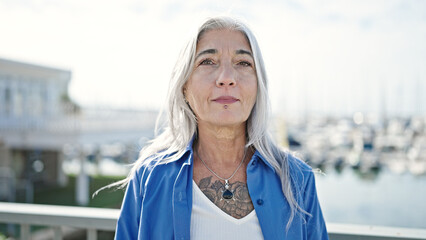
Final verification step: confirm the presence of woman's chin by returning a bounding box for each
[209,116,247,128]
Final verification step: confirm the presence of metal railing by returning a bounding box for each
[0,202,118,240]
[0,202,426,240]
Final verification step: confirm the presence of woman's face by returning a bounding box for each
[184,29,257,129]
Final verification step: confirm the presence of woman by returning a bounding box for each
[114,16,328,239]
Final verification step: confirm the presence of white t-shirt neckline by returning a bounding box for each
[192,180,256,225]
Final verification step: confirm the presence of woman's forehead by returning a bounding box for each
[196,29,252,54]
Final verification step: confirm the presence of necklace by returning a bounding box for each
[195,147,247,201]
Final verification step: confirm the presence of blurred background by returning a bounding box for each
[1,0,425,239]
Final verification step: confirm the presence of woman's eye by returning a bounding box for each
[238,61,252,67]
[199,59,214,65]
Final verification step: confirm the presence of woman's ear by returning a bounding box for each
[183,87,189,104]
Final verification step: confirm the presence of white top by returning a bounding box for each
[190,180,264,240]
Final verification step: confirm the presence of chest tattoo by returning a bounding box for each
[197,176,254,219]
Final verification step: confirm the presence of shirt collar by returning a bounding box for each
[252,150,276,173]
[180,135,196,165]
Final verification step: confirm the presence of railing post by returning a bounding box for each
[53,226,62,240]
[20,224,30,240]
[87,228,97,240]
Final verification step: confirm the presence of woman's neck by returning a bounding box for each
[195,122,247,167]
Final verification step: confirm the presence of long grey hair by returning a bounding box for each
[103,16,307,230]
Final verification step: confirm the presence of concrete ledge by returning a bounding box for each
[327,223,426,240]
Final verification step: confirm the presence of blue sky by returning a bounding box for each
[1,0,425,117]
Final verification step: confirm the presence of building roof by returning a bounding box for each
[0,58,71,82]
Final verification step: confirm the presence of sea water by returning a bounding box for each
[315,167,426,228]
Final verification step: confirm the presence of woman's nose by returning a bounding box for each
[216,64,236,87]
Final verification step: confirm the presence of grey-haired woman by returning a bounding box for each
[114,16,328,240]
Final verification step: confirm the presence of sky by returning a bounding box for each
[1,0,425,117]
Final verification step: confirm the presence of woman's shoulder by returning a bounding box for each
[285,152,316,188]
[286,152,312,173]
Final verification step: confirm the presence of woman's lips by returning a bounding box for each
[212,96,239,104]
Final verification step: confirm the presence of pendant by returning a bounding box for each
[222,180,233,200]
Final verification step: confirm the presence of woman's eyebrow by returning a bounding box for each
[195,49,217,60]
[236,49,253,57]
[195,48,253,60]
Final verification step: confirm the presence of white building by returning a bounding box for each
[0,58,79,149]
[0,58,74,202]
[0,58,71,119]
[0,58,156,203]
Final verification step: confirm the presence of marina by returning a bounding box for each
[283,114,426,176]
[280,113,426,229]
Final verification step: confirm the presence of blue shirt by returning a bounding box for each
[115,139,329,239]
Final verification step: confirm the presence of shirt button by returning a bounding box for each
[257,199,264,205]
[251,160,257,166]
